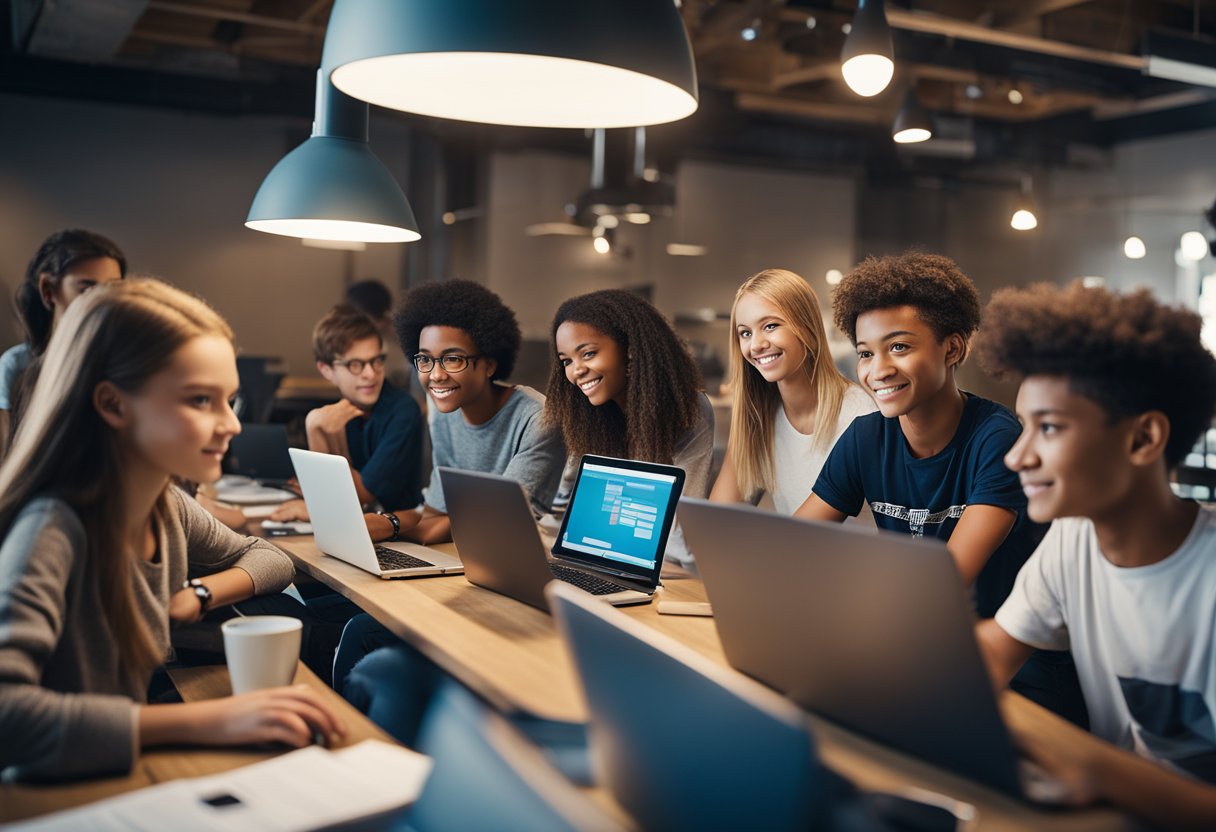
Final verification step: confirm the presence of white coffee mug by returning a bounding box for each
[221,615,303,695]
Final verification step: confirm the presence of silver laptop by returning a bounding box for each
[679,498,1066,802]
[441,455,685,609]
[289,448,463,579]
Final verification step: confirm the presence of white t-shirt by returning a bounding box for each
[771,385,876,515]
[995,507,1216,782]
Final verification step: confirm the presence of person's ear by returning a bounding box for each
[483,357,498,380]
[317,361,336,384]
[37,272,56,311]
[1128,411,1170,467]
[93,381,130,430]
[943,333,967,370]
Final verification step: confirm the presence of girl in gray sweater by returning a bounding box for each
[0,278,345,782]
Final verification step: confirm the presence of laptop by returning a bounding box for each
[679,498,1066,802]
[224,423,294,483]
[441,455,685,609]
[289,448,463,579]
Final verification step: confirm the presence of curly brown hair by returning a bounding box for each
[975,281,1216,469]
[544,290,703,464]
[833,252,981,364]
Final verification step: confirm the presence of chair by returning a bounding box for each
[403,679,625,832]
[545,581,825,831]
[235,355,285,424]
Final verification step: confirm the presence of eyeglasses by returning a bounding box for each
[332,354,387,374]
[412,353,482,374]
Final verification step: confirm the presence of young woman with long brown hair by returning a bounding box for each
[0,278,343,781]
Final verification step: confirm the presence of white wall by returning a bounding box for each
[0,92,415,374]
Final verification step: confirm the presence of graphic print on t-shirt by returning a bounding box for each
[870,502,966,537]
[1119,677,1216,783]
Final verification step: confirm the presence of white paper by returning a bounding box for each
[7,740,432,832]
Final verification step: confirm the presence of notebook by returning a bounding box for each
[289,448,463,579]
[679,498,1068,803]
[441,455,684,609]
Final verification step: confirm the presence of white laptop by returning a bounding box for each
[289,448,463,579]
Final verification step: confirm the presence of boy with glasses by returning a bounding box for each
[363,279,565,546]
[272,305,423,520]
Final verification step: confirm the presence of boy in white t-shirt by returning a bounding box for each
[973,281,1216,827]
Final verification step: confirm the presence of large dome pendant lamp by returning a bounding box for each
[246,71,420,243]
[321,0,699,129]
[841,0,894,97]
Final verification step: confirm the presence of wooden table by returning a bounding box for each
[277,536,1136,831]
[0,663,392,824]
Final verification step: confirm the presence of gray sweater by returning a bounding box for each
[0,487,295,781]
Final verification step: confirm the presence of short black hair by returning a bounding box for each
[833,252,981,355]
[976,281,1216,470]
[345,279,393,319]
[394,279,521,382]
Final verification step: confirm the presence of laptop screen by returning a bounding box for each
[552,455,685,581]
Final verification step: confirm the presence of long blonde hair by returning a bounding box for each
[727,269,851,501]
[0,278,234,679]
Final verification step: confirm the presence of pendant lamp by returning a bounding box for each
[841,0,894,97]
[321,0,699,129]
[246,71,421,243]
[892,89,932,143]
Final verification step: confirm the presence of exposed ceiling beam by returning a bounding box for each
[145,1,324,35]
[298,0,332,24]
[735,92,892,126]
[993,0,1094,30]
[25,0,149,60]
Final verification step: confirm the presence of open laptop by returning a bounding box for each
[441,455,684,609]
[289,448,463,579]
[679,498,1066,802]
[224,423,294,483]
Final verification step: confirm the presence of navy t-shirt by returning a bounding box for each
[345,382,423,512]
[812,393,1045,618]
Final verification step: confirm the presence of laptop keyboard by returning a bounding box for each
[374,545,434,571]
[550,563,624,596]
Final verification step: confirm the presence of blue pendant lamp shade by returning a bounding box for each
[246,72,421,243]
[841,0,894,97]
[321,0,699,129]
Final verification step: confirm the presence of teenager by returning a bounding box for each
[796,252,1085,724]
[362,278,565,546]
[710,269,876,513]
[974,282,1216,827]
[0,229,126,454]
[271,305,423,521]
[547,289,714,496]
[0,279,344,782]
[345,278,411,387]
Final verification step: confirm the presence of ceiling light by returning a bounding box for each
[667,243,708,256]
[1181,231,1209,261]
[599,214,620,229]
[302,238,368,251]
[1081,276,1105,288]
[1011,209,1038,231]
[841,23,852,35]
[840,0,894,97]
[1143,31,1216,89]
[1007,88,1024,104]
[593,235,612,255]
[806,16,817,30]
[964,84,983,100]
[624,212,652,224]
[1123,236,1146,259]
[246,72,420,243]
[825,269,844,285]
[322,0,699,128]
[892,90,932,143]
[741,22,759,42]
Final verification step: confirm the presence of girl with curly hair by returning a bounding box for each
[710,269,875,513]
[545,290,715,499]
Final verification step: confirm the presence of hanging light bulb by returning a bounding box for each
[892,89,932,143]
[1011,175,1039,232]
[1123,236,1147,259]
[1181,231,1209,261]
[841,0,894,97]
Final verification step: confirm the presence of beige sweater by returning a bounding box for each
[0,486,294,782]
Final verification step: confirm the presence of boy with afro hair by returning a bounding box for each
[975,282,1216,826]
[363,278,565,546]
[796,251,1085,724]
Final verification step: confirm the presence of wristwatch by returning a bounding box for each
[183,578,212,614]
[377,510,401,541]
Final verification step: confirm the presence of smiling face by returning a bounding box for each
[555,321,627,408]
[319,334,385,410]
[416,325,496,415]
[116,335,241,484]
[44,256,124,328]
[1005,375,1136,523]
[855,305,960,418]
[733,291,810,384]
